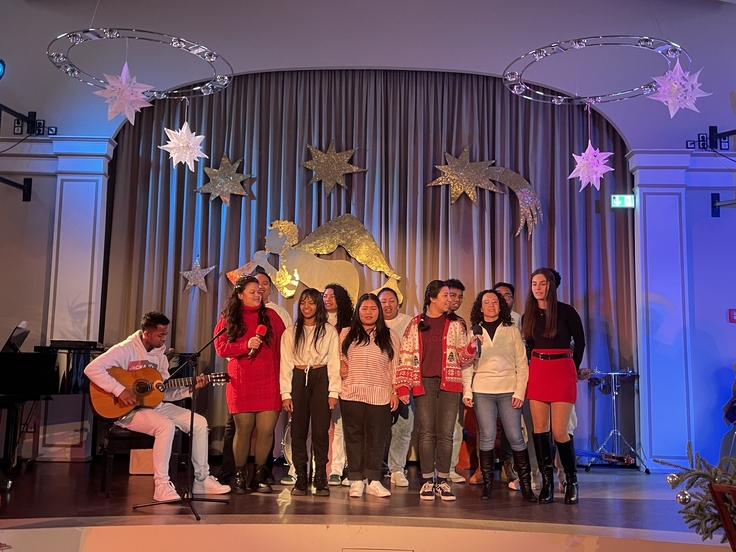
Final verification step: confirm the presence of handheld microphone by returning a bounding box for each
[247,324,268,359]
[472,325,483,357]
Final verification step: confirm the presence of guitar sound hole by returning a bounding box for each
[134,380,151,395]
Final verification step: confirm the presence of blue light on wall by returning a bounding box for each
[0,59,5,80]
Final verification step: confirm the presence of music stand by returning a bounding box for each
[132,328,228,520]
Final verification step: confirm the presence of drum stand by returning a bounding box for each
[593,371,650,474]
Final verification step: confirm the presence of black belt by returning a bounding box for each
[532,351,571,361]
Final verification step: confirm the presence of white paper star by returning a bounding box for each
[648,59,711,118]
[93,62,153,125]
[180,256,216,292]
[568,140,614,191]
[158,122,208,172]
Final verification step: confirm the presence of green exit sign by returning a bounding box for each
[611,194,635,209]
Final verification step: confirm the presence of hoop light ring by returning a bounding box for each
[46,28,233,99]
[502,35,691,105]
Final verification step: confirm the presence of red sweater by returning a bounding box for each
[214,305,285,413]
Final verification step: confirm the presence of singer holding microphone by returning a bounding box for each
[465,290,535,502]
[215,275,286,493]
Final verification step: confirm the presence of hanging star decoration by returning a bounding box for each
[648,59,711,118]
[93,62,153,125]
[180,256,216,292]
[427,146,502,204]
[568,140,614,191]
[196,155,251,206]
[300,141,366,194]
[158,122,208,172]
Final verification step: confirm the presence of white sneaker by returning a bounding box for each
[153,481,181,502]
[448,470,466,483]
[366,480,391,497]
[349,480,365,498]
[193,475,231,495]
[420,480,435,500]
[390,471,409,487]
[341,477,350,487]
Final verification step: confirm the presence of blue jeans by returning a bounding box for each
[415,377,461,479]
[473,392,526,452]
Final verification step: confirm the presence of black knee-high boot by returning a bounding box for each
[556,439,579,504]
[479,449,494,500]
[532,432,554,504]
[512,449,537,502]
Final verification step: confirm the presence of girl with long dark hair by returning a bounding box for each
[280,288,341,496]
[214,275,286,493]
[522,268,585,504]
[396,280,476,502]
[323,283,354,485]
[339,293,400,498]
[465,289,535,502]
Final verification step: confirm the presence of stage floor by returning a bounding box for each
[0,460,727,551]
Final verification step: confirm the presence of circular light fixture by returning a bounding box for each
[46,28,233,99]
[0,59,5,81]
[502,35,691,105]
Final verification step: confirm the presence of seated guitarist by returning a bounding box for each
[84,311,231,502]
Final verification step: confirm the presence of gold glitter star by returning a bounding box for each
[180,256,216,293]
[300,141,366,194]
[197,155,252,206]
[427,146,502,204]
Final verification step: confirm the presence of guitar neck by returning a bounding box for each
[163,375,210,389]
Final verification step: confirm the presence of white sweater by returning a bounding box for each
[280,324,341,399]
[465,324,528,401]
[84,331,190,402]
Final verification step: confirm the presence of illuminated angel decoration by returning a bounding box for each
[228,214,402,303]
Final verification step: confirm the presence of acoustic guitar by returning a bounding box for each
[89,366,230,420]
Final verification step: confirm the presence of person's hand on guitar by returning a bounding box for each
[116,388,137,407]
[193,373,208,391]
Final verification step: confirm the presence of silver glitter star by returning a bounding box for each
[180,256,216,293]
[197,155,252,206]
[300,141,366,194]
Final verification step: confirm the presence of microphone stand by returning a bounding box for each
[133,327,229,521]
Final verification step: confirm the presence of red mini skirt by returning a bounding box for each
[526,349,577,403]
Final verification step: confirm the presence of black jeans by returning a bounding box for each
[290,366,331,468]
[414,377,461,479]
[340,399,391,482]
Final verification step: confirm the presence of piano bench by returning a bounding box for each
[99,424,181,497]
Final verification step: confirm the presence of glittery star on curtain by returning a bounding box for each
[427,146,502,204]
[197,155,251,206]
[158,122,208,172]
[180,256,216,292]
[568,140,614,191]
[648,59,711,118]
[93,62,153,125]
[300,141,366,194]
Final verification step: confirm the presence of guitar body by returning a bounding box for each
[89,367,165,420]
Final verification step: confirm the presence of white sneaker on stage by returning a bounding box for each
[448,470,466,483]
[153,481,181,502]
[193,475,231,495]
[349,480,365,498]
[366,480,391,497]
[390,471,409,487]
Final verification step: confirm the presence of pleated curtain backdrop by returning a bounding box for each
[103,69,636,444]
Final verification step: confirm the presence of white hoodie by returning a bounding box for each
[84,331,190,403]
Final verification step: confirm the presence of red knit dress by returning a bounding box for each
[214,305,285,413]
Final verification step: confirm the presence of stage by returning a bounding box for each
[0,460,727,552]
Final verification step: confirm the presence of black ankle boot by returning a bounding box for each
[532,432,554,504]
[232,467,248,493]
[291,465,308,496]
[479,449,494,500]
[249,465,272,493]
[556,439,579,504]
[313,465,330,497]
[512,448,537,503]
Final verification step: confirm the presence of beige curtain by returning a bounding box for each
[104,70,635,447]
